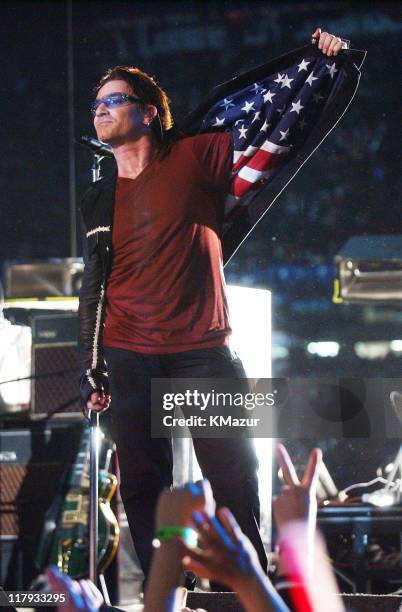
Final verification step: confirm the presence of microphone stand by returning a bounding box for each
[76,135,113,603]
[92,154,106,183]
[89,410,100,584]
[75,135,113,183]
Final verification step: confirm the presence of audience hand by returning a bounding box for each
[183,507,260,590]
[273,444,322,534]
[144,480,215,612]
[183,508,287,611]
[45,566,103,612]
[273,444,323,586]
[156,480,215,529]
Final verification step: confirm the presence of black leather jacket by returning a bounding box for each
[78,173,116,403]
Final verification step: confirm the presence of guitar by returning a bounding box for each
[36,421,119,578]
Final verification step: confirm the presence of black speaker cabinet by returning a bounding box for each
[0,420,82,589]
[31,313,82,417]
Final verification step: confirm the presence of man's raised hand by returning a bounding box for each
[311,27,348,56]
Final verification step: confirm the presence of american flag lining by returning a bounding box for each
[180,42,365,263]
[202,52,345,227]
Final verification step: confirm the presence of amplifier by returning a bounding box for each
[0,420,82,589]
[4,259,84,299]
[31,314,82,417]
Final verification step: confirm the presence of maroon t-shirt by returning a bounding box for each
[103,132,233,353]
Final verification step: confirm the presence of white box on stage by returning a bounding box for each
[226,284,271,378]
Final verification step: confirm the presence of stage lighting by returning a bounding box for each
[354,341,389,360]
[390,339,402,353]
[334,235,402,304]
[307,341,340,357]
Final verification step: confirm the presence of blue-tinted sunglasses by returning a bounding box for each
[91,92,143,116]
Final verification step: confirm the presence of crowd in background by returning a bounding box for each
[41,445,340,612]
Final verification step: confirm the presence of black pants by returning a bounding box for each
[104,345,267,579]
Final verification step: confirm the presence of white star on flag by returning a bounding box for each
[280,74,294,89]
[220,97,235,111]
[241,100,255,114]
[212,116,225,127]
[306,71,318,86]
[326,63,338,79]
[297,59,310,72]
[279,128,290,141]
[238,125,248,139]
[251,111,261,123]
[263,90,276,103]
[274,73,284,84]
[260,120,270,132]
[251,82,263,93]
[290,99,304,115]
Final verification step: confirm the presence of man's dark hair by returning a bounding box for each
[95,66,173,143]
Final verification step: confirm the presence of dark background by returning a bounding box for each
[1,0,401,378]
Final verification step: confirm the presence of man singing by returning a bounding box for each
[78,28,347,584]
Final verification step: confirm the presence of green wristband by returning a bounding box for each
[153,526,198,547]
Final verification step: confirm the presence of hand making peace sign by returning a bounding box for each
[273,444,322,533]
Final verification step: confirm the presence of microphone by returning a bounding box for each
[75,135,113,157]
